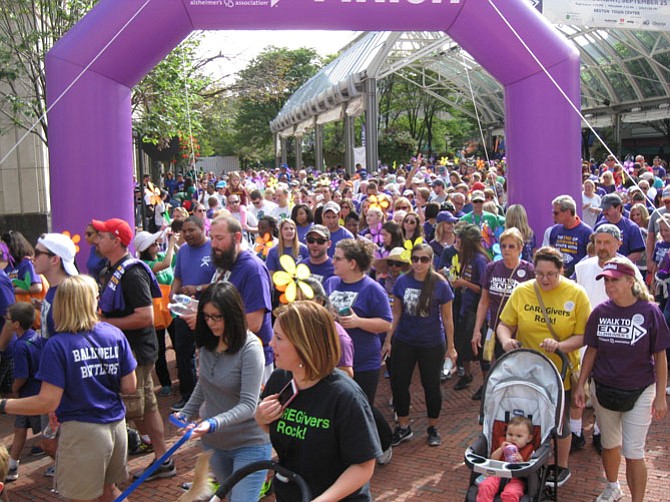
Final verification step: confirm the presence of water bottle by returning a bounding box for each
[441,358,454,379]
[167,294,199,317]
[503,444,519,462]
[42,423,59,440]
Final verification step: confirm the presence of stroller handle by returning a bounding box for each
[214,460,311,502]
[554,349,570,381]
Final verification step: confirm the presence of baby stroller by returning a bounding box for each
[464,348,568,502]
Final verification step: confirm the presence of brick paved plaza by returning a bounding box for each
[2,354,668,501]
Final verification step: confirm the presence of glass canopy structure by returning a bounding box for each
[270,28,670,160]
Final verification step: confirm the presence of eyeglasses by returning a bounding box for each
[34,249,55,258]
[388,261,404,267]
[396,206,410,210]
[411,256,431,264]
[306,236,327,245]
[500,244,517,249]
[536,271,560,280]
[203,313,224,323]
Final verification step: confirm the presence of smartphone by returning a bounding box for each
[338,307,352,316]
[277,379,299,409]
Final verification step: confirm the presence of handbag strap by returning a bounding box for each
[533,282,576,373]
[492,261,521,329]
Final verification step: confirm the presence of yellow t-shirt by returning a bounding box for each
[499,278,591,389]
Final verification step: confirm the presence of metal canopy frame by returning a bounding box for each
[271,27,670,137]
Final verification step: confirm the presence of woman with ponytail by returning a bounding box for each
[382,243,457,448]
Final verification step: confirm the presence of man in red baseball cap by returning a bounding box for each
[93,217,176,481]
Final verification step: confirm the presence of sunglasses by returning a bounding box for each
[252,199,262,205]
[388,261,405,267]
[396,206,410,210]
[85,231,95,237]
[34,249,55,258]
[405,220,418,225]
[500,244,517,249]
[229,200,240,204]
[306,236,327,245]
[411,256,431,264]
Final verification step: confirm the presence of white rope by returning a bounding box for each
[461,52,490,166]
[487,0,658,214]
[0,0,154,169]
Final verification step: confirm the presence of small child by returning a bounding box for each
[5,302,44,482]
[476,416,535,502]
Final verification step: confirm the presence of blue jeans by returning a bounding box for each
[204,442,272,502]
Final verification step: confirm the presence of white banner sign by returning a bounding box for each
[540,0,670,31]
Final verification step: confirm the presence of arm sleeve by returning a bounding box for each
[211,338,265,429]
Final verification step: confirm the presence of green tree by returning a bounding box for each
[231,47,323,163]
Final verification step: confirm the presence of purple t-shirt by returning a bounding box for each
[335,322,354,369]
[297,223,314,243]
[13,329,44,398]
[584,300,670,389]
[5,257,40,287]
[653,241,670,266]
[483,260,535,329]
[174,240,216,292]
[549,221,593,277]
[213,250,274,366]
[327,227,355,257]
[458,253,488,315]
[594,216,645,257]
[302,258,335,284]
[324,275,392,372]
[41,286,57,339]
[0,270,15,354]
[265,244,309,273]
[392,274,454,347]
[36,322,137,424]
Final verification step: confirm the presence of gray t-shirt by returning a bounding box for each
[181,331,269,451]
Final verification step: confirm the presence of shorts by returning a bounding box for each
[56,419,128,500]
[122,363,158,420]
[593,384,655,459]
[14,414,49,434]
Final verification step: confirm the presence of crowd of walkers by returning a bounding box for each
[0,152,668,502]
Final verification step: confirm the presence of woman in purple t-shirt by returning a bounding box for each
[575,257,669,502]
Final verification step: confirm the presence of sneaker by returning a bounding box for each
[571,431,586,451]
[593,433,603,455]
[133,458,177,481]
[391,425,413,446]
[595,485,624,502]
[180,482,193,491]
[30,445,45,456]
[545,464,571,487]
[6,466,18,482]
[471,386,483,401]
[454,374,473,391]
[377,446,393,465]
[158,385,173,397]
[44,465,56,477]
[427,426,442,446]
[170,398,188,412]
[129,440,154,455]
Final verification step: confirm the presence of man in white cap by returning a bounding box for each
[321,201,353,257]
[33,233,78,340]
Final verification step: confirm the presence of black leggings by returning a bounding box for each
[353,368,393,451]
[390,338,445,419]
[154,323,176,388]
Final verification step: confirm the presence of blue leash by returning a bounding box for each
[114,416,194,502]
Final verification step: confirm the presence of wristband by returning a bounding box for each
[206,418,217,434]
[0,398,6,414]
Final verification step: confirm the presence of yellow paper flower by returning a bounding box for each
[144,181,162,206]
[272,254,314,304]
[400,237,423,262]
[368,194,390,212]
[62,230,81,253]
[439,156,449,166]
[254,233,275,258]
[476,158,485,170]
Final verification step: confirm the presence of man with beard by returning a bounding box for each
[169,216,215,411]
[572,224,642,455]
[209,215,274,383]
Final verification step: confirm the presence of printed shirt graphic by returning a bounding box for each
[585,300,670,389]
[548,222,592,276]
[263,370,380,501]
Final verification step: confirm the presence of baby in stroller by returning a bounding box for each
[464,349,566,502]
[477,416,535,502]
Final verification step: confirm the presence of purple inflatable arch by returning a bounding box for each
[46,0,580,252]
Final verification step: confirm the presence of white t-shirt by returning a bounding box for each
[581,193,602,228]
